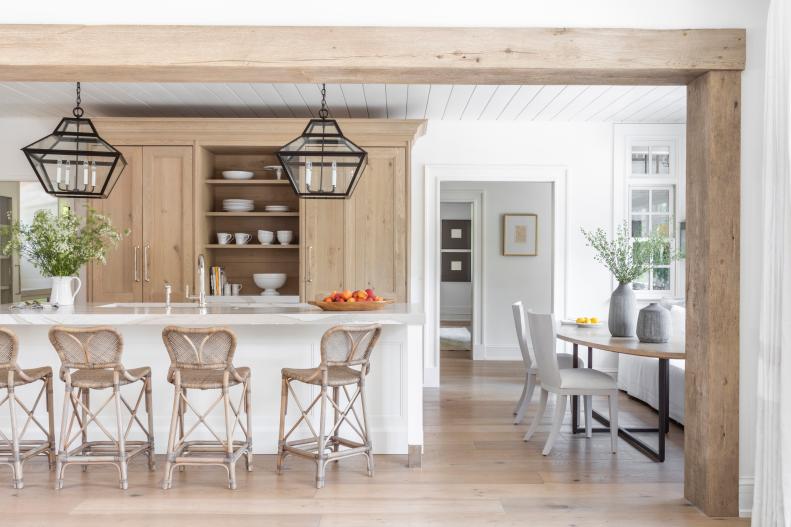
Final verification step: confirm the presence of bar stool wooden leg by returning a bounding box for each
[162,381,181,490]
[360,379,374,477]
[245,380,253,472]
[222,381,236,490]
[145,374,156,470]
[276,377,288,474]
[316,385,327,489]
[81,388,89,472]
[8,381,22,489]
[45,374,55,470]
[55,384,72,489]
[332,387,340,455]
[113,379,128,490]
[177,387,186,472]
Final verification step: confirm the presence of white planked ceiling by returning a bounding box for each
[0,83,686,123]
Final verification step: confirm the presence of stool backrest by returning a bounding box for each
[0,327,19,370]
[162,326,237,370]
[511,301,536,369]
[49,326,123,369]
[320,324,382,369]
[526,311,562,390]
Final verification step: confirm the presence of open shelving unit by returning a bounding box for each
[197,146,301,297]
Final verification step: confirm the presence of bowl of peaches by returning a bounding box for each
[309,289,394,311]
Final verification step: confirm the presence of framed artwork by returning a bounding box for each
[441,252,471,282]
[502,213,538,256]
[441,220,471,250]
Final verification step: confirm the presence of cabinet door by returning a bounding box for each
[345,147,407,301]
[302,199,346,300]
[88,146,144,303]
[142,146,193,302]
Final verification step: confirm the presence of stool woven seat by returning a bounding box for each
[0,328,55,489]
[49,326,155,490]
[161,326,252,491]
[277,324,382,488]
[281,365,361,386]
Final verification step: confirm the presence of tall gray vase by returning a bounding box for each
[608,282,637,337]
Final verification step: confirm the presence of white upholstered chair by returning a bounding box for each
[524,311,618,456]
[511,301,582,424]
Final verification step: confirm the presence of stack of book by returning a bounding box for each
[209,266,226,296]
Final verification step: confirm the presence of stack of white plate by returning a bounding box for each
[223,199,254,212]
[264,205,290,212]
[222,170,254,180]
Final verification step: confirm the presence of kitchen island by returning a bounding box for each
[0,302,424,462]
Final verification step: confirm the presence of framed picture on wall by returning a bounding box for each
[441,220,471,250]
[502,213,538,256]
[441,252,471,282]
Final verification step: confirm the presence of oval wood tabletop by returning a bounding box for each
[557,325,685,360]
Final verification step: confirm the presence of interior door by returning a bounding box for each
[0,184,19,304]
[88,146,143,303]
[345,147,407,301]
[142,146,193,302]
[302,198,346,300]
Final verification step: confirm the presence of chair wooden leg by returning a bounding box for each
[316,385,327,489]
[245,379,253,472]
[144,375,156,471]
[276,376,288,474]
[45,375,56,470]
[359,380,374,477]
[8,383,23,489]
[222,383,237,490]
[542,394,567,456]
[524,388,548,441]
[332,386,340,454]
[514,372,536,425]
[80,388,89,472]
[609,392,619,454]
[584,395,593,438]
[55,385,72,489]
[162,383,181,490]
[177,388,186,472]
[113,383,128,490]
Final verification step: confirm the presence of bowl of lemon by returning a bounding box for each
[575,316,602,328]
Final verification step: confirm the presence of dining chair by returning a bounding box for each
[161,326,252,490]
[277,324,381,488]
[511,301,583,424]
[524,311,618,456]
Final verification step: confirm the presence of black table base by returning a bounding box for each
[570,343,670,462]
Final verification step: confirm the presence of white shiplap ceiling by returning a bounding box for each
[0,83,686,123]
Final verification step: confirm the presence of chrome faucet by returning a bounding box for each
[164,281,172,308]
[185,254,207,308]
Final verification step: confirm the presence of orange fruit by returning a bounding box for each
[348,297,356,303]
[341,289,353,300]
[322,296,333,303]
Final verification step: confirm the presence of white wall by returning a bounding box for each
[442,181,554,360]
[439,201,472,321]
[1,0,771,513]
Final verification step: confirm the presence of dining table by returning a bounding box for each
[556,325,685,462]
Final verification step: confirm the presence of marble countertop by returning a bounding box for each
[0,302,425,326]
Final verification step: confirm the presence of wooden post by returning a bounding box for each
[684,70,741,517]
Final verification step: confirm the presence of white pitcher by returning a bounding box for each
[49,276,81,306]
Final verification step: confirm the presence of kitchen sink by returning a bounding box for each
[99,302,203,308]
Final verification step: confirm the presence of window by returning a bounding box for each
[629,186,674,292]
[631,145,671,176]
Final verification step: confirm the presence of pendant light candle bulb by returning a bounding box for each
[56,160,62,184]
[331,161,337,187]
[82,161,88,186]
[305,160,313,189]
[64,161,70,185]
[91,161,97,187]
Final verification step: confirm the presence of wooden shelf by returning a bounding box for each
[206,244,299,249]
[207,179,290,186]
[206,212,299,217]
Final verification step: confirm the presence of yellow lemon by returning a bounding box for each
[576,317,589,324]
[590,317,599,324]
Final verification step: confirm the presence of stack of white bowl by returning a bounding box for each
[222,199,254,212]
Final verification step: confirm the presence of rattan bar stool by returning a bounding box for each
[277,324,382,489]
[49,326,154,490]
[161,326,252,490]
[0,328,55,489]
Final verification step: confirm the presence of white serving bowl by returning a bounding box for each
[222,171,254,180]
[253,273,287,296]
[257,230,275,244]
[276,230,294,245]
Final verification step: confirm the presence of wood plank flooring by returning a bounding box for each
[0,354,748,526]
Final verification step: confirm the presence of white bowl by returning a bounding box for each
[253,273,287,295]
[222,171,254,180]
[264,205,290,212]
[257,230,275,244]
[276,230,294,245]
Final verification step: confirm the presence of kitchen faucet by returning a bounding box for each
[185,254,207,308]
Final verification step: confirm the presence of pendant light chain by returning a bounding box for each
[73,82,84,118]
[318,83,329,119]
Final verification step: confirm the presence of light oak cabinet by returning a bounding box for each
[303,147,407,301]
[88,146,193,303]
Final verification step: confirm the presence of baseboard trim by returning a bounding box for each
[739,477,753,518]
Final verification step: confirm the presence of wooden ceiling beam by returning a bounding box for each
[0,25,745,85]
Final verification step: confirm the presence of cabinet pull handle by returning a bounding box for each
[306,246,313,283]
[143,244,150,282]
[134,246,141,282]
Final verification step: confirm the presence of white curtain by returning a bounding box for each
[753,0,791,524]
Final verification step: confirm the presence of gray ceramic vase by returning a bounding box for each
[608,282,637,337]
[636,302,672,343]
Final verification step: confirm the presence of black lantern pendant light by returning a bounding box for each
[22,82,126,199]
[277,84,367,198]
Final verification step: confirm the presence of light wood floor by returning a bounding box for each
[1,355,748,526]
